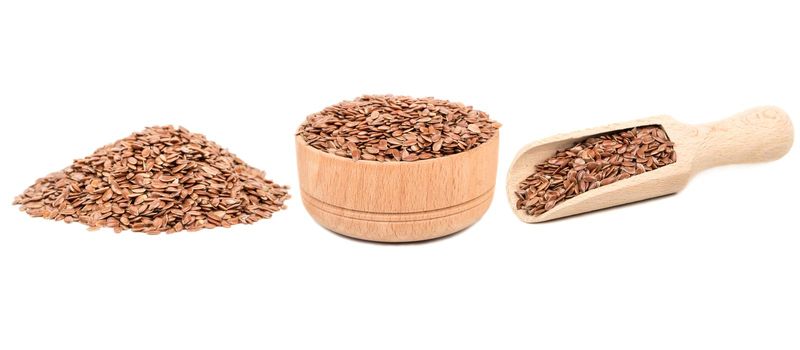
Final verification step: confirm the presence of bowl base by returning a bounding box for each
[301,189,494,243]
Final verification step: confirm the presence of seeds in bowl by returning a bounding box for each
[515,126,676,216]
[13,126,290,234]
[297,95,501,162]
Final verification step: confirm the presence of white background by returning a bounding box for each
[1,1,798,349]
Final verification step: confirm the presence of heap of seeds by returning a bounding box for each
[13,126,289,234]
[297,95,501,161]
[515,126,676,216]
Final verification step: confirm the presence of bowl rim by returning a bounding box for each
[295,132,500,166]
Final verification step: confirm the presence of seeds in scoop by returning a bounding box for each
[297,95,501,162]
[13,126,290,234]
[515,126,676,216]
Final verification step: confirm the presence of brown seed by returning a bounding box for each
[101,189,113,202]
[25,201,44,209]
[209,211,226,221]
[433,139,443,152]
[402,153,420,161]
[389,149,402,161]
[600,177,617,186]
[350,149,361,161]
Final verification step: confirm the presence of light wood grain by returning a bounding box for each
[297,134,499,242]
[507,106,793,223]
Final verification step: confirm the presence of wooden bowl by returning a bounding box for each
[296,134,499,242]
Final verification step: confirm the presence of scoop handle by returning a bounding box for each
[693,106,793,171]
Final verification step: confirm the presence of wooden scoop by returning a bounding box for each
[507,106,793,223]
